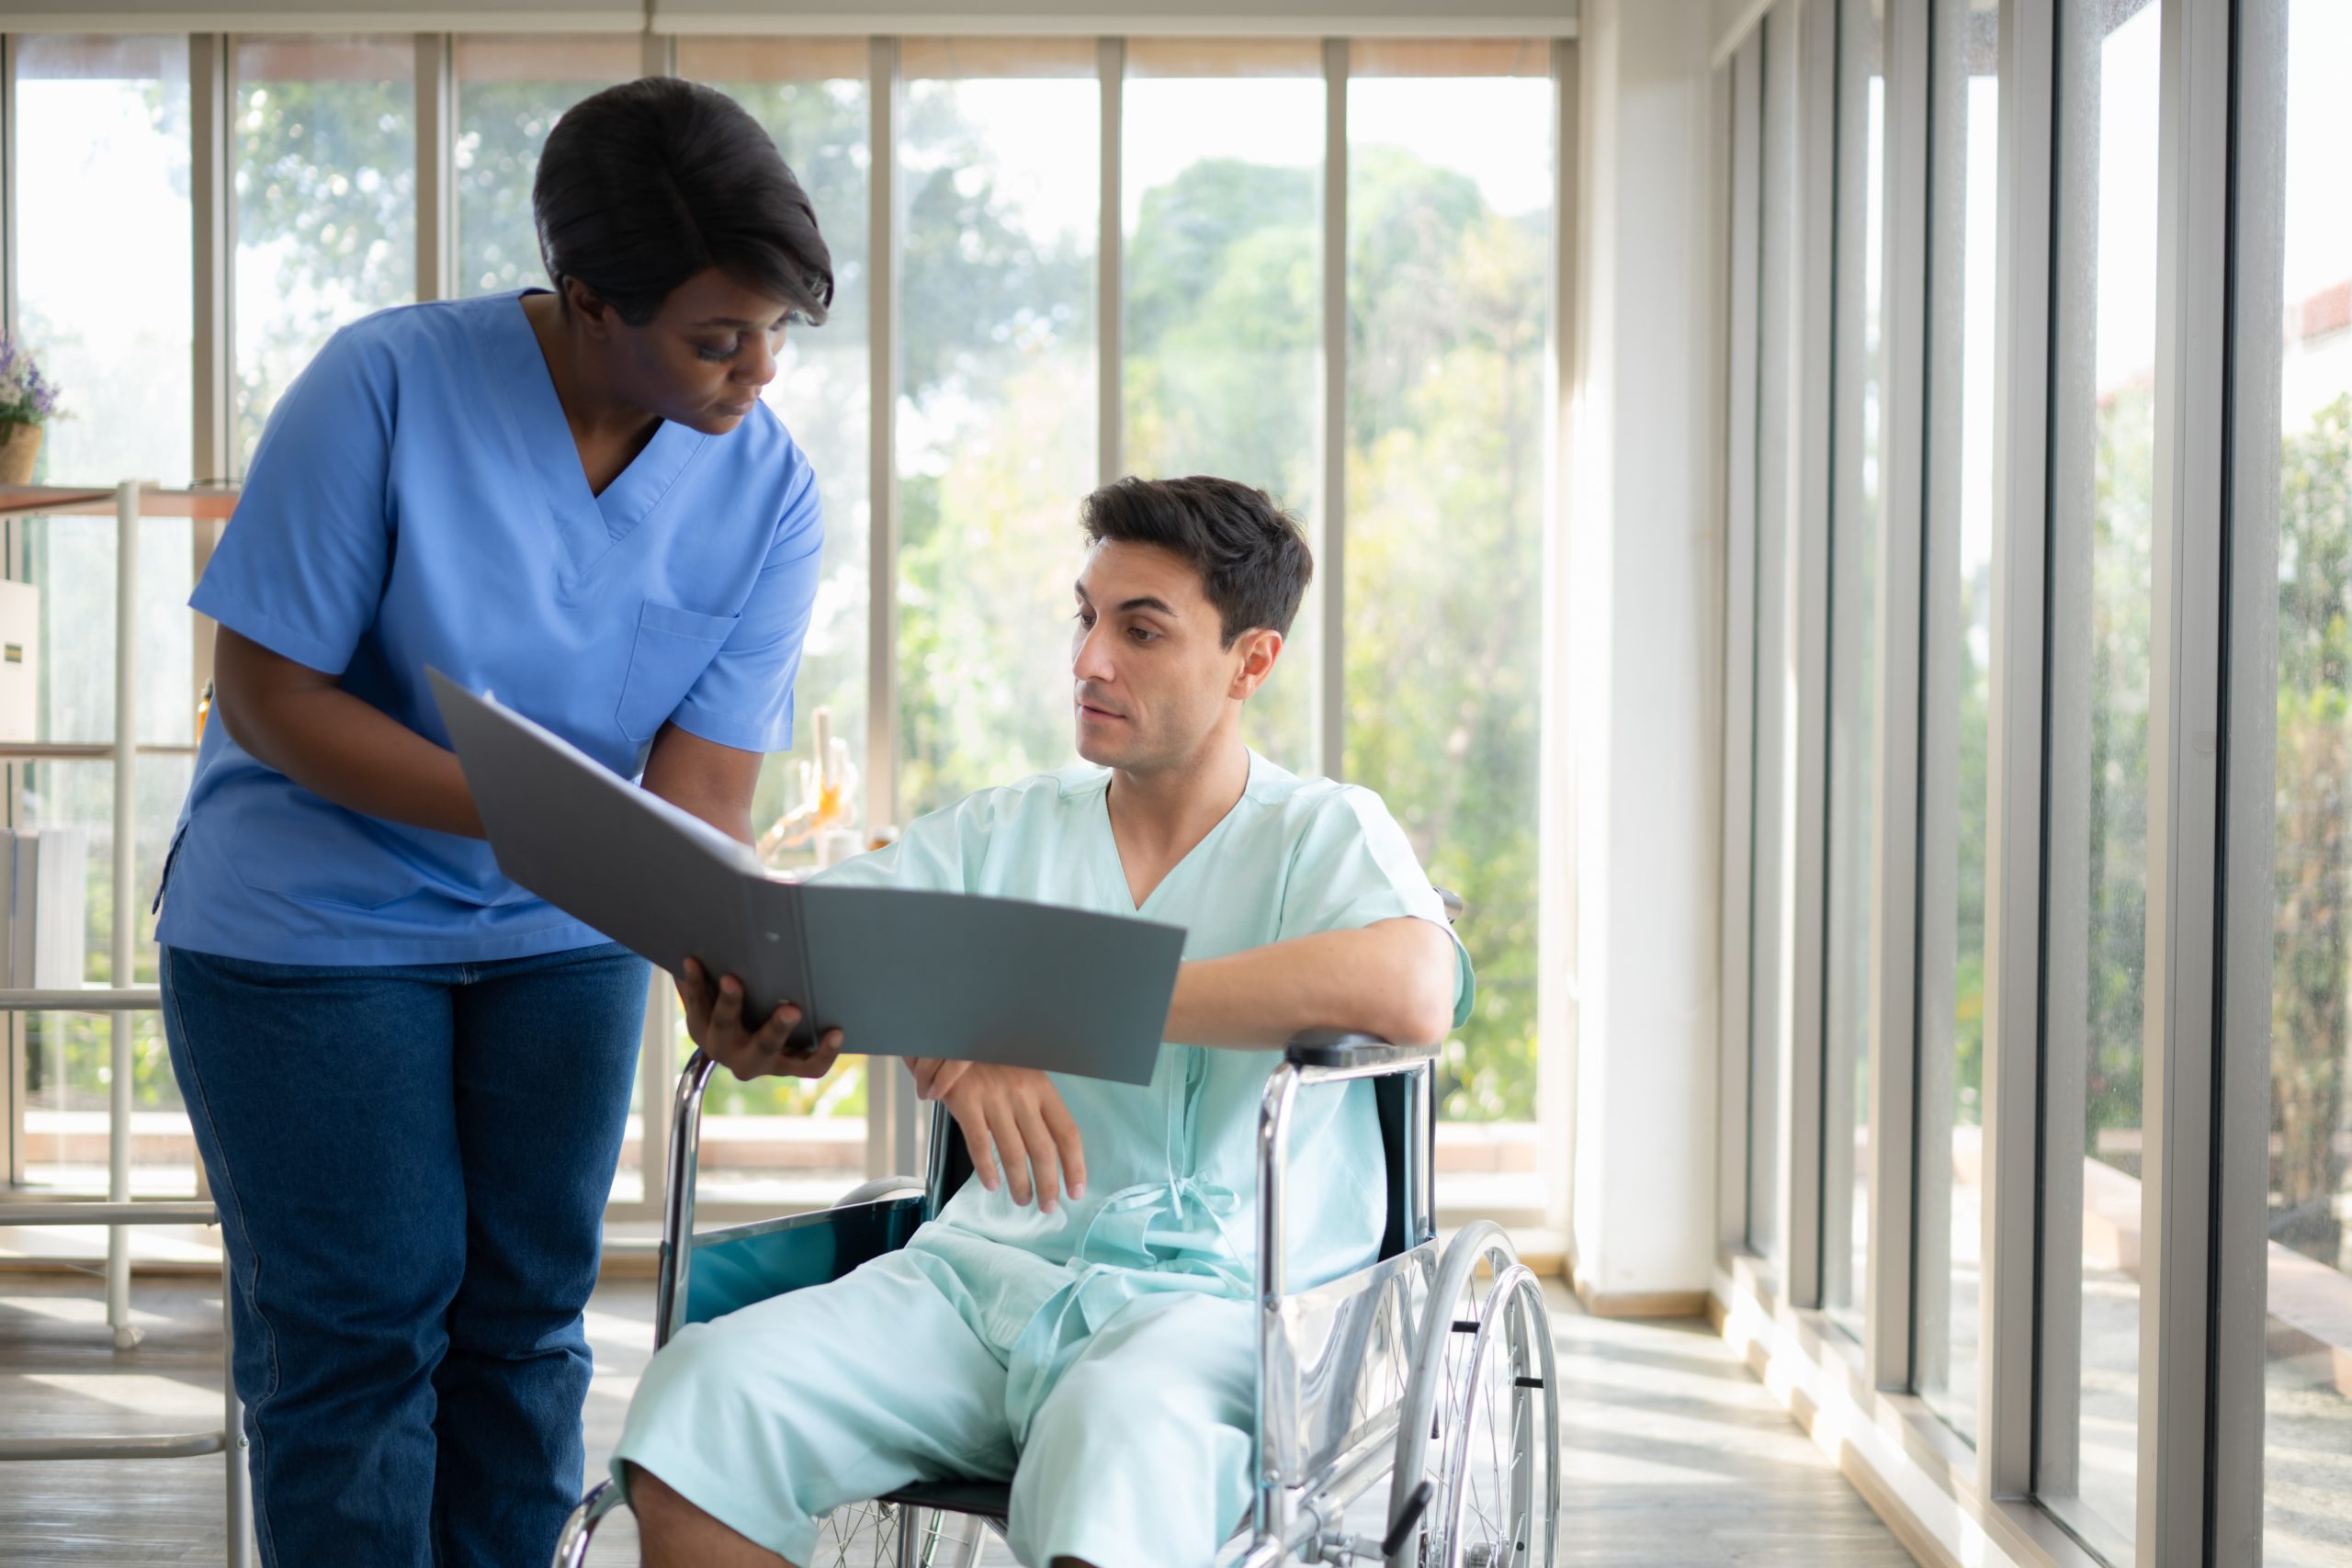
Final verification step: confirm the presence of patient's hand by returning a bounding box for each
[677,958,844,1083]
[909,1057,973,1101]
[940,1065,1087,1215]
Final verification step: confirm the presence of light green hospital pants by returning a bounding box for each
[609,1247,1256,1567]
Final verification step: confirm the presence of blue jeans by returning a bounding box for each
[160,942,650,1568]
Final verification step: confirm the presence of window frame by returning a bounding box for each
[0,25,1574,1234]
[1712,0,2279,1563]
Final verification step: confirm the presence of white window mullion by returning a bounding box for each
[1980,0,2058,1506]
[1317,36,1346,784]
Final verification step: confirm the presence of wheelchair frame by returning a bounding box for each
[556,1031,1557,1568]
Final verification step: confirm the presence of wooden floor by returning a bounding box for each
[0,1270,1917,1567]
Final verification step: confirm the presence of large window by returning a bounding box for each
[676,38,875,1201]
[1748,6,1797,1268]
[895,39,1100,815]
[9,37,201,1199]
[1343,41,1552,1123]
[2260,1,2352,1560]
[1916,0,2000,1448]
[1820,0,1883,1343]
[2040,0,2160,1551]
[14,37,192,489]
[232,37,417,472]
[0,32,1563,1217]
[1122,40,1323,774]
[453,37,637,299]
[1723,0,2352,1560]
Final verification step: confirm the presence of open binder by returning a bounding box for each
[430,670,1181,1085]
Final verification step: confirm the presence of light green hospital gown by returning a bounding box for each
[610,752,1472,1566]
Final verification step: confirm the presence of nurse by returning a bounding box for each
[153,78,841,1568]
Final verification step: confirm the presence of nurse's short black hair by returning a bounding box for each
[534,77,833,327]
[1080,477,1314,646]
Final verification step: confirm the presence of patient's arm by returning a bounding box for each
[1165,917,1459,1051]
[907,918,1456,1106]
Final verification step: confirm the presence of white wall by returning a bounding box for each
[1563,0,1724,1304]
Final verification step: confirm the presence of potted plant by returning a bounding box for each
[0,338,61,485]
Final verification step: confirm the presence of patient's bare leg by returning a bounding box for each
[626,1461,792,1568]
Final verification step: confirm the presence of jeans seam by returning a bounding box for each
[163,951,285,1568]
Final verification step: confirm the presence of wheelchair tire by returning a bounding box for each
[1387,1223,1518,1568]
[807,1500,991,1568]
[1432,1264,1558,1568]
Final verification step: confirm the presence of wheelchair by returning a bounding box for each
[555,907,1559,1568]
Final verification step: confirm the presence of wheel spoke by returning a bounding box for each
[1431,1268,1555,1568]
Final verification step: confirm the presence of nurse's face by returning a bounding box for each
[1070,540,1281,773]
[599,268,800,435]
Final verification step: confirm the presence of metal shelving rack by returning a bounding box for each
[0,479,251,1565]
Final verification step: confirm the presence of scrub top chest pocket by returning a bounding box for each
[616,601,740,745]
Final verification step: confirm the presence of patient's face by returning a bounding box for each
[1070,540,1267,772]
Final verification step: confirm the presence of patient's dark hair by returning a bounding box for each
[534,77,833,327]
[1080,476,1314,646]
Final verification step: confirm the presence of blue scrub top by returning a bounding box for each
[155,290,825,966]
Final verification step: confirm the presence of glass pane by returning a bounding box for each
[2042,0,2161,1552]
[1822,0,1885,1344]
[676,51,875,869]
[1918,0,2001,1446]
[11,503,204,1198]
[1342,46,1551,1123]
[659,1018,869,1207]
[453,37,638,299]
[13,36,193,487]
[232,36,419,475]
[1121,45,1321,775]
[6,34,207,1197]
[675,44,877,1195]
[895,45,1099,816]
[15,755,195,1198]
[2262,1,2352,1560]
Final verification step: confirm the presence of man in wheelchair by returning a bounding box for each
[610,475,1473,1568]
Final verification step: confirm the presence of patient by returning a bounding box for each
[611,475,1472,1568]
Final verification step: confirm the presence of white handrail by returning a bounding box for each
[0,987,162,1011]
[3,1201,216,1226]
[109,479,141,1343]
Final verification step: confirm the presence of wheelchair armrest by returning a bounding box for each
[1282,1028,1440,1073]
[835,1174,928,1207]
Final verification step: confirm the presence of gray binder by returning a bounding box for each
[429,671,1181,1085]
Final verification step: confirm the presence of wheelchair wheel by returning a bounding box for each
[807,1500,989,1568]
[1432,1264,1557,1568]
[1386,1223,1519,1568]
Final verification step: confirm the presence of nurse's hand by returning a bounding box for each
[938,1065,1086,1214]
[676,958,843,1082]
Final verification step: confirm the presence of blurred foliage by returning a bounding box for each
[230,69,416,468]
[2085,382,2155,1158]
[1341,146,1546,1119]
[2273,393,2352,1268]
